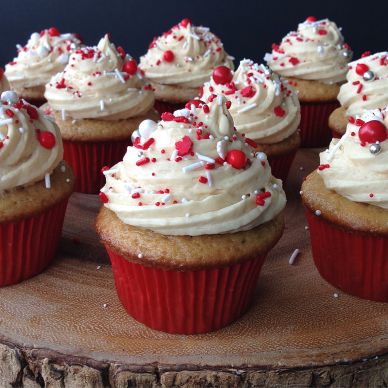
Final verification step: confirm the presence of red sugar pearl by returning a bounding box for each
[180,18,191,27]
[226,150,247,169]
[212,66,233,85]
[48,27,60,37]
[37,131,56,149]
[123,59,137,75]
[355,63,369,76]
[163,50,175,62]
[306,16,317,22]
[198,176,208,184]
[358,120,387,144]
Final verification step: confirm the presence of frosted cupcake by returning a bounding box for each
[5,27,82,106]
[329,52,388,138]
[96,95,286,334]
[44,34,158,193]
[201,59,300,181]
[0,91,74,286]
[266,17,352,147]
[302,108,388,302]
[139,18,234,114]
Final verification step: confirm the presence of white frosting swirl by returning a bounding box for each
[139,19,234,88]
[266,18,351,84]
[100,96,286,236]
[319,108,388,208]
[201,60,300,143]
[5,28,82,89]
[338,52,388,116]
[45,34,154,120]
[0,91,63,192]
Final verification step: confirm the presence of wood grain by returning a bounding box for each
[0,149,387,387]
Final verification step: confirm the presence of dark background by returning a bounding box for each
[2,0,387,67]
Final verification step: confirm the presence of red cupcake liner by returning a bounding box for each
[106,247,268,334]
[63,139,130,194]
[300,101,339,148]
[305,208,388,302]
[267,148,298,183]
[154,100,185,115]
[0,199,69,287]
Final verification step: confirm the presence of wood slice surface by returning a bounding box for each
[0,149,387,387]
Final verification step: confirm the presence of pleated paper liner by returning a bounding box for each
[154,100,185,115]
[0,199,69,287]
[267,149,298,183]
[305,208,388,302]
[63,139,130,194]
[300,101,339,148]
[106,247,268,334]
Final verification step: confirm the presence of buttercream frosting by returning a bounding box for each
[5,28,82,89]
[266,17,351,84]
[139,18,234,88]
[44,34,154,120]
[319,108,388,208]
[0,91,63,192]
[337,52,388,116]
[201,60,300,143]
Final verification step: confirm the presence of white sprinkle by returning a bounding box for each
[72,120,77,124]
[188,32,200,40]
[96,265,102,271]
[162,194,171,203]
[66,178,70,183]
[203,49,211,57]
[0,118,13,126]
[182,161,203,173]
[288,249,300,265]
[170,149,178,161]
[216,140,227,159]
[44,173,51,189]
[115,68,125,83]
[60,164,66,173]
[304,225,309,230]
[299,190,303,195]
[272,183,279,190]
[97,54,105,63]
[263,53,273,62]
[61,109,66,121]
[93,52,98,62]
[217,95,223,105]
[182,198,189,203]
[138,253,144,259]
[315,210,322,216]
[238,103,257,114]
[100,100,105,111]
[103,303,108,308]
[206,170,213,187]
[327,133,349,162]
[299,166,304,171]
[196,152,215,164]
[241,195,247,200]
[333,293,339,298]
[224,136,229,141]
[185,213,190,218]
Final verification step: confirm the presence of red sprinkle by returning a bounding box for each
[198,176,208,184]
[48,27,60,37]
[240,86,256,98]
[136,157,150,166]
[245,137,258,148]
[175,135,193,156]
[161,112,175,121]
[274,106,285,117]
[5,109,14,118]
[289,57,299,66]
[131,192,141,199]
[142,137,155,150]
[318,164,330,171]
[99,192,109,203]
[101,166,109,174]
[203,104,210,114]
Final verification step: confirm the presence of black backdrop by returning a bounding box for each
[2,0,387,67]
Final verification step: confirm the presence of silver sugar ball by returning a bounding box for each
[342,50,351,58]
[363,70,375,81]
[369,143,381,155]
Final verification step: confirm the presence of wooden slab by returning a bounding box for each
[0,149,387,387]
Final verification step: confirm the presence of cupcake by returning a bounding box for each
[0,90,74,287]
[44,34,158,194]
[266,17,352,147]
[329,52,388,138]
[5,27,83,106]
[96,95,286,334]
[139,18,234,114]
[301,108,388,302]
[201,59,301,182]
